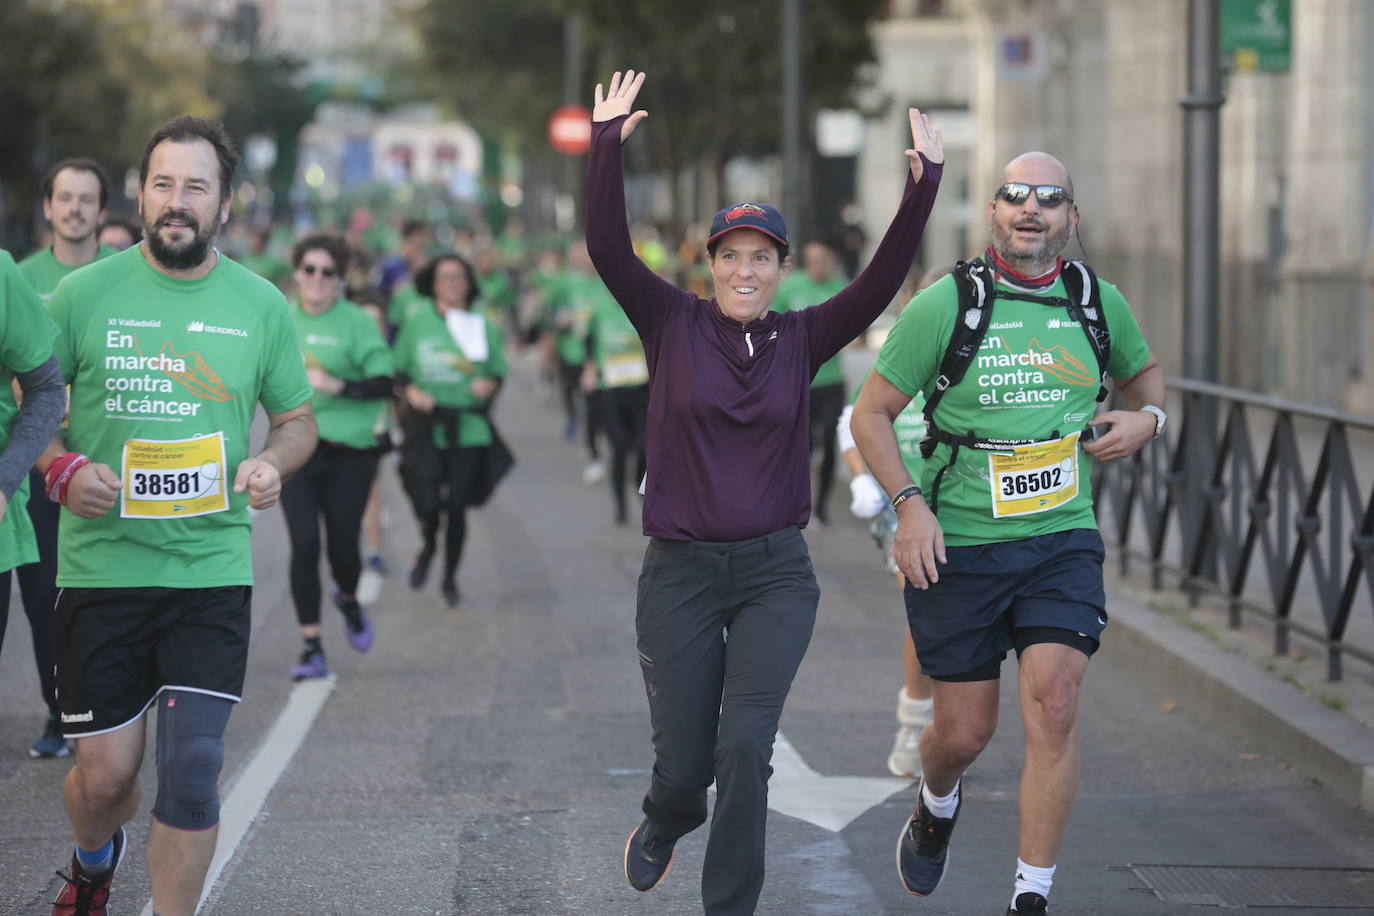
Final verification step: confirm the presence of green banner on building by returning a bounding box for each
[1221,0,1291,72]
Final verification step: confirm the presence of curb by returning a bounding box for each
[1100,580,1374,814]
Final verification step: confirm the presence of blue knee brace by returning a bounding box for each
[151,690,232,830]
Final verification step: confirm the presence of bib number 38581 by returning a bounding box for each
[121,432,229,519]
[987,431,1080,518]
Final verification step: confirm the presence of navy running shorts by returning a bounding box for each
[903,528,1107,680]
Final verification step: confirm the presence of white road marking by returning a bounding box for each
[139,676,336,916]
[765,730,913,832]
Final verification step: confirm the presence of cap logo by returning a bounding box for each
[723,204,768,224]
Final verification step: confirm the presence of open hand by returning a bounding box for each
[593,70,649,144]
[905,109,944,184]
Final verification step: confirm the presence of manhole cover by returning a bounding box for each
[1131,865,1374,909]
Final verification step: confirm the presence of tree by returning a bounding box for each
[409,0,886,234]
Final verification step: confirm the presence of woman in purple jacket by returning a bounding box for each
[588,69,943,915]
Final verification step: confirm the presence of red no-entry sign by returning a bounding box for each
[548,104,592,156]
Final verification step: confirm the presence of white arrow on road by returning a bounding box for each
[747,730,914,833]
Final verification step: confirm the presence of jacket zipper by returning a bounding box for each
[745,331,754,357]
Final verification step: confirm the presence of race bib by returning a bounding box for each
[121,432,229,519]
[988,431,1080,518]
[602,352,648,387]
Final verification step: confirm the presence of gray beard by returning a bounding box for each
[992,222,1072,271]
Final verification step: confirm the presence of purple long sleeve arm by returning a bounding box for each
[585,115,943,542]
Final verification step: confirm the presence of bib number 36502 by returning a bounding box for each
[121,432,229,519]
[987,431,1080,518]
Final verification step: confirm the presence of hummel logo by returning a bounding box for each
[62,711,94,723]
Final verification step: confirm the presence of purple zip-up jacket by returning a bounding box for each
[586,116,942,542]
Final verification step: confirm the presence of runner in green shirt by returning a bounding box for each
[852,152,1166,916]
[44,116,317,916]
[581,282,647,525]
[0,249,67,757]
[770,240,849,524]
[544,242,605,477]
[281,233,395,681]
[16,157,119,760]
[232,226,292,289]
[393,253,507,608]
[474,244,520,345]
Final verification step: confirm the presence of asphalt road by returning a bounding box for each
[2,352,1373,915]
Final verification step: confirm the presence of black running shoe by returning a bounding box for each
[409,543,435,590]
[896,777,961,896]
[623,818,675,892]
[441,579,461,608]
[1008,891,1049,915]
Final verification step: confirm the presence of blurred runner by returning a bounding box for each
[16,158,117,760]
[96,218,141,252]
[281,234,393,680]
[393,254,506,608]
[580,273,648,526]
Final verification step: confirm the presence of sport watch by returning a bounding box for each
[1140,405,1167,438]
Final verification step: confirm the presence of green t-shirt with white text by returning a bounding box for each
[294,300,394,450]
[0,250,59,571]
[18,245,117,301]
[48,246,313,587]
[391,305,507,448]
[773,272,849,388]
[874,271,1151,545]
[589,293,648,389]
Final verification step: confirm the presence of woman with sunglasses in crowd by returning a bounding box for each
[282,233,395,679]
[587,69,943,915]
[392,253,506,608]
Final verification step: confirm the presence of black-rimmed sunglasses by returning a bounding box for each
[300,264,338,277]
[995,183,1073,208]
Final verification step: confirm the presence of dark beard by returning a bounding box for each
[144,210,217,271]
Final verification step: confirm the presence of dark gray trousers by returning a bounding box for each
[635,527,820,915]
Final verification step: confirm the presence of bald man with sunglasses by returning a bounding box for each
[852,152,1165,916]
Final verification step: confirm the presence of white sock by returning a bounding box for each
[919,779,960,819]
[897,688,933,727]
[1012,858,1055,907]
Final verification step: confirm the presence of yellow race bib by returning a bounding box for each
[988,431,1080,518]
[602,352,649,387]
[121,432,229,519]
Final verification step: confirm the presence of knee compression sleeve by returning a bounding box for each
[152,690,232,830]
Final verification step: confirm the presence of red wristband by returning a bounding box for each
[44,452,90,505]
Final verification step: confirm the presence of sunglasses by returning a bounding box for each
[995,183,1073,208]
[300,264,338,277]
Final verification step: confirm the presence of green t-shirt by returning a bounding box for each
[0,251,59,571]
[589,293,647,389]
[874,271,1151,545]
[18,245,117,301]
[234,251,292,289]
[294,300,394,450]
[48,246,313,587]
[851,371,926,482]
[772,272,848,388]
[392,306,507,448]
[476,269,516,328]
[388,282,424,328]
[546,271,601,365]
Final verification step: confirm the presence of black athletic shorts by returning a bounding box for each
[903,528,1107,681]
[56,586,251,737]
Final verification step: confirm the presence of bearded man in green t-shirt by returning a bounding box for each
[41,116,317,916]
[852,152,1167,916]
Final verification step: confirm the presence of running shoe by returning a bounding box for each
[52,825,125,915]
[356,568,383,606]
[409,543,435,590]
[31,711,72,759]
[582,460,605,485]
[896,778,961,896]
[623,818,675,892]
[887,725,922,778]
[365,551,388,575]
[335,593,374,652]
[441,579,461,609]
[290,647,329,680]
[1008,892,1050,915]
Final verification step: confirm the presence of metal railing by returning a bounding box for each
[1092,378,1374,681]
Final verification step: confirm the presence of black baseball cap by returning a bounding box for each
[706,202,789,248]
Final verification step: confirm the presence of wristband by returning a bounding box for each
[44,452,91,505]
[891,484,923,510]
